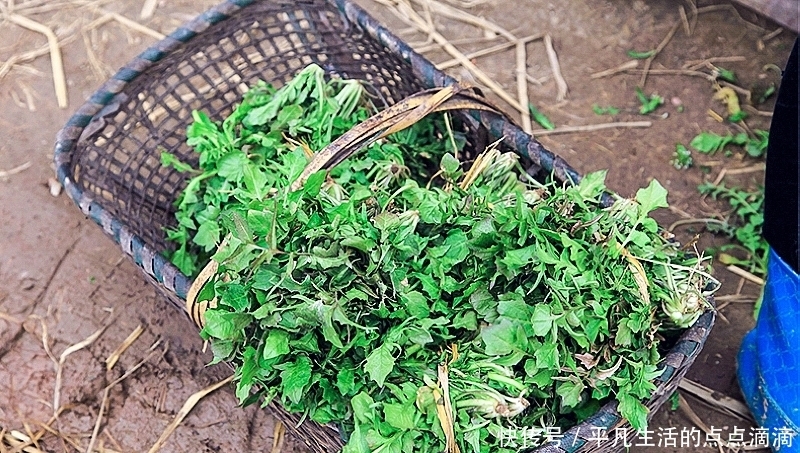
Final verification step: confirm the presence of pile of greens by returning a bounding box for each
[162,64,716,453]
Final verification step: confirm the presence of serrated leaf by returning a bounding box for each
[262,329,290,360]
[635,179,668,214]
[280,355,312,405]
[618,392,649,431]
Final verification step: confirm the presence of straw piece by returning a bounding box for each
[388,0,525,113]
[87,341,164,453]
[105,324,144,371]
[85,12,165,41]
[678,379,753,422]
[590,60,639,79]
[531,120,651,136]
[414,35,498,53]
[726,265,764,286]
[515,39,531,133]
[412,0,515,41]
[4,14,68,108]
[146,376,234,453]
[0,161,31,179]
[543,35,567,101]
[639,19,681,88]
[679,5,690,36]
[683,55,746,70]
[81,30,110,82]
[436,34,542,70]
[53,324,108,419]
[140,0,157,20]
[271,422,285,453]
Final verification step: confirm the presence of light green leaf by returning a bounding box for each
[384,403,416,430]
[635,179,668,215]
[481,319,519,356]
[364,343,396,387]
[618,392,649,431]
[216,152,249,180]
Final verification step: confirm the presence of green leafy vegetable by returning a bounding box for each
[165,64,718,453]
[699,181,767,277]
[689,130,769,158]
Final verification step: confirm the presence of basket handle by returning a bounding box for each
[290,83,501,191]
[186,84,500,328]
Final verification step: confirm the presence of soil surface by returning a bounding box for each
[0,0,795,452]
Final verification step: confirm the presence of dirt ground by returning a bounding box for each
[0,0,795,452]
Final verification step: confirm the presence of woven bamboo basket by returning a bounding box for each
[53,1,715,452]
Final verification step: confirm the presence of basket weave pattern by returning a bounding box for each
[54,1,715,452]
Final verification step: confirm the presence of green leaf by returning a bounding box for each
[577,171,607,199]
[401,291,430,319]
[635,179,668,215]
[280,355,312,405]
[336,367,356,396]
[193,221,220,251]
[384,403,416,430]
[690,132,728,154]
[351,392,376,426]
[618,392,649,431]
[364,343,396,387]
[627,49,655,59]
[715,67,737,83]
[556,377,585,408]
[481,319,519,356]
[440,153,461,175]
[242,164,268,200]
[160,151,194,173]
[528,103,555,130]
[216,152,249,180]
[635,87,664,114]
[262,329,290,360]
[201,311,252,341]
[592,104,620,116]
[531,305,554,337]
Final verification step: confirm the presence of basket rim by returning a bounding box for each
[52,1,716,451]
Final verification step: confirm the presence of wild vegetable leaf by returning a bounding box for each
[160,151,194,173]
[635,87,664,114]
[592,104,620,116]
[480,319,520,356]
[627,49,655,59]
[528,103,555,130]
[364,343,396,387]
[618,392,649,431]
[168,64,717,453]
[635,179,668,215]
[262,329,290,360]
[556,378,585,408]
[281,355,312,405]
[384,403,416,430]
